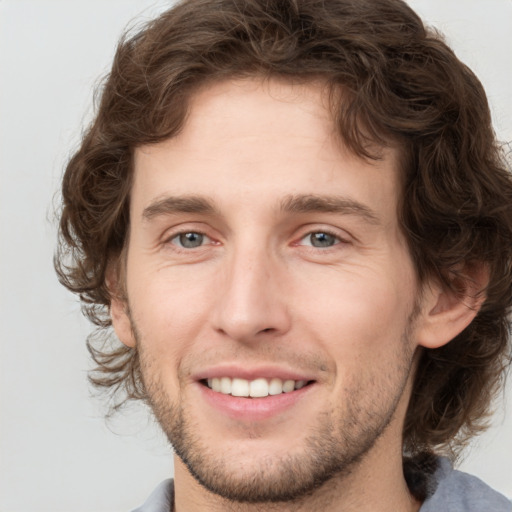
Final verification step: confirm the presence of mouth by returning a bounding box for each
[201,377,314,398]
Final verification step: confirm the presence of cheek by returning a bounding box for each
[295,264,416,360]
[127,266,217,378]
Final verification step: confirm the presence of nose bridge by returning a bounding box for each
[213,236,289,341]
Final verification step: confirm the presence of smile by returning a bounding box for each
[205,377,310,398]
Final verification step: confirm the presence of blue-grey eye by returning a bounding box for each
[307,232,338,247]
[175,232,205,248]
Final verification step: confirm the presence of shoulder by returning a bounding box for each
[421,458,511,512]
[131,479,174,512]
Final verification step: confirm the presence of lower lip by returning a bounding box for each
[197,382,314,421]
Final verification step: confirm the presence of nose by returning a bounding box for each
[212,245,291,343]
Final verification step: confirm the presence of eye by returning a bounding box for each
[170,231,211,248]
[300,231,341,248]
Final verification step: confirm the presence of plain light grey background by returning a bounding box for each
[0,1,511,511]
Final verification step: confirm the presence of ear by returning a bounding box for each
[107,265,136,349]
[415,262,489,349]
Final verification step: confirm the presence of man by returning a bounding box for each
[55,0,512,510]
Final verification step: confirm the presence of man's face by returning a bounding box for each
[115,78,425,502]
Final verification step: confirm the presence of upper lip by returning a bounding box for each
[192,365,316,383]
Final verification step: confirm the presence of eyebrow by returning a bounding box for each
[142,193,380,225]
[142,195,218,220]
[280,194,380,224]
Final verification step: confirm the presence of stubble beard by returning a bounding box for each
[134,323,416,504]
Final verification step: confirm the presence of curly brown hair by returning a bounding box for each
[56,0,512,459]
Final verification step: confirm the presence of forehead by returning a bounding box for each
[132,78,401,220]
[180,78,333,143]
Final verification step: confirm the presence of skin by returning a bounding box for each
[111,78,481,511]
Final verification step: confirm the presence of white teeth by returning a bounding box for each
[282,380,295,393]
[211,378,221,392]
[206,377,309,397]
[231,378,250,397]
[220,377,232,394]
[268,378,283,396]
[249,378,269,397]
